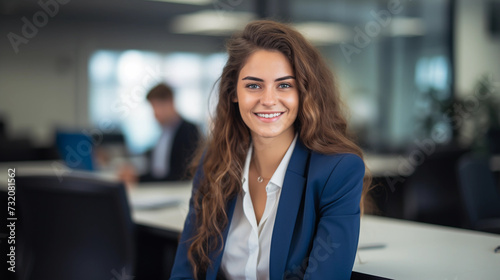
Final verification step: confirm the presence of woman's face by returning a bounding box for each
[235,49,299,141]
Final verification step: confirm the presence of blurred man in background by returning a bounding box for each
[119,83,200,183]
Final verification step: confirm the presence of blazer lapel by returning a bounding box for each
[270,140,310,279]
[205,195,237,280]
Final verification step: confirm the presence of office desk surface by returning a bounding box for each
[354,216,500,280]
[128,184,500,280]
[2,162,499,279]
[0,154,497,181]
[128,181,192,232]
[0,160,117,184]
[0,155,414,182]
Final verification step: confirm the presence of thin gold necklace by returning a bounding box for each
[252,159,268,183]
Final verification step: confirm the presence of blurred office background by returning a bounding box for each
[0,0,499,277]
[1,0,500,222]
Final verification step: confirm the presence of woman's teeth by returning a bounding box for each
[256,112,282,118]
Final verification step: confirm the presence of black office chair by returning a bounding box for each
[457,154,500,234]
[402,149,466,227]
[17,174,135,280]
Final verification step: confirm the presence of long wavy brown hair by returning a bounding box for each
[187,19,373,277]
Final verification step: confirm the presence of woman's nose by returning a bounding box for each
[260,88,277,106]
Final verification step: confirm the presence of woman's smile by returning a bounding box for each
[253,111,285,121]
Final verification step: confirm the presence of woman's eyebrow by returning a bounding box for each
[274,75,295,82]
[241,75,295,82]
[242,76,264,82]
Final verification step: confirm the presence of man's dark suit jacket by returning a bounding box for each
[140,119,200,182]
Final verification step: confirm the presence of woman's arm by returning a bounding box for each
[304,154,364,279]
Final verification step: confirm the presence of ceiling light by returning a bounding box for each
[389,17,425,36]
[171,10,255,35]
[293,22,350,45]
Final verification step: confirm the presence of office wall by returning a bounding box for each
[455,0,500,97]
[1,1,499,146]
[0,17,223,146]
[0,20,78,145]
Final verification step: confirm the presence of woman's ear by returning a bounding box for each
[232,95,238,103]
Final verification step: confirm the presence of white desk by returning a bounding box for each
[364,154,410,177]
[354,216,500,280]
[2,161,499,279]
[0,161,189,231]
[365,154,500,177]
[128,181,192,232]
[0,160,67,176]
[127,184,500,280]
[0,153,491,186]
[0,160,118,185]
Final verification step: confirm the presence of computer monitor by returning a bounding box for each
[55,131,95,171]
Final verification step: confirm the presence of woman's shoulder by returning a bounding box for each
[305,151,365,190]
[307,152,365,199]
[309,151,364,171]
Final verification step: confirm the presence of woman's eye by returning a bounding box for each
[278,83,292,89]
[246,84,260,89]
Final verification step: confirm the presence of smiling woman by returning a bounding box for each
[170,20,373,280]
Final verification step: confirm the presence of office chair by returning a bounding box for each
[457,154,500,234]
[17,174,135,280]
[402,149,466,227]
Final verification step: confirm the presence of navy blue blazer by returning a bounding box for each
[170,139,364,280]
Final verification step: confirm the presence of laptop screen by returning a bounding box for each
[55,131,94,171]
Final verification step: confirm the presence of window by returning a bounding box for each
[290,0,453,152]
[89,50,226,154]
